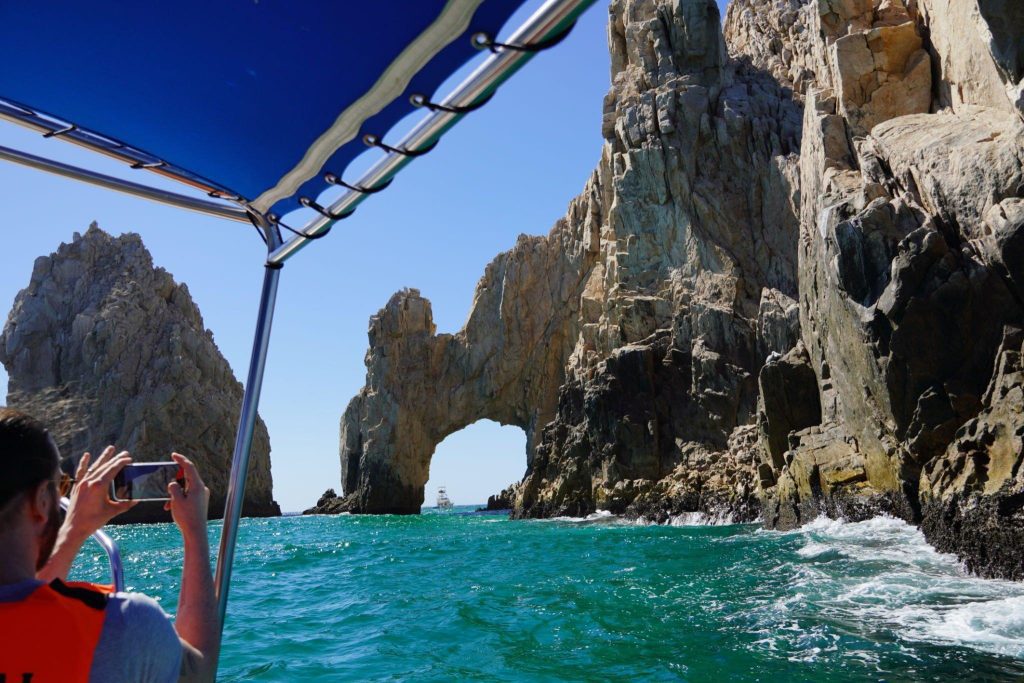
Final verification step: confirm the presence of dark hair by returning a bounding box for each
[0,408,60,509]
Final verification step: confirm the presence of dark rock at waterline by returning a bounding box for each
[484,483,519,511]
[919,327,1024,580]
[304,488,353,515]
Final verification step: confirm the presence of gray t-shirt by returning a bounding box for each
[0,578,182,683]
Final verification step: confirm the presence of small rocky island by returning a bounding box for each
[0,224,279,522]
[310,0,1024,580]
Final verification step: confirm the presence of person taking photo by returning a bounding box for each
[0,408,220,682]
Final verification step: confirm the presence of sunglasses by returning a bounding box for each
[58,473,76,498]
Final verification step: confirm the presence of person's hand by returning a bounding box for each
[165,453,209,543]
[63,446,137,540]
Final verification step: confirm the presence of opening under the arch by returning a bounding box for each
[423,420,526,509]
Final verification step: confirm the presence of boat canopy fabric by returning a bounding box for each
[0,1,538,217]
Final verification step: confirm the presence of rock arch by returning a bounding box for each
[333,0,806,516]
[340,203,602,512]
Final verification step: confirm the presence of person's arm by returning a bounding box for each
[38,447,136,583]
[165,453,220,683]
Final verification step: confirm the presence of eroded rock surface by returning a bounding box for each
[1,225,278,522]
[756,0,1024,576]
[327,0,802,520]
[920,327,1024,579]
[320,0,1024,579]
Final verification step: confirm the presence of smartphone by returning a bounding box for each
[111,462,185,502]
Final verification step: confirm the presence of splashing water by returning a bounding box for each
[71,510,1024,681]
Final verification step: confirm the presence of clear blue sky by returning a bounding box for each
[0,1,730,511]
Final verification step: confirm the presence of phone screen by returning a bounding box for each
[111,462,185,502]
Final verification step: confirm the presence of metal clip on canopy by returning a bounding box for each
[267,0,595,265]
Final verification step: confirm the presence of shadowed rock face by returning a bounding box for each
[325,0,802,518]
[919,327,1024,579]
[321,0,1024,579]
[754,0,1024,571]
[0,225,278,522]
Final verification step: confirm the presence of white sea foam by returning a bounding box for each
[549,508,739,527]
[668,510,736,526]
[548,509,617,524]
[902,595,1024,658]
[762,516,1024,660]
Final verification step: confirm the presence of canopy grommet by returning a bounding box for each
[408,91,494,114]
[470,32,493,50]
[362,133,437,158]
[323,172,393,195]
[471,21,577,53]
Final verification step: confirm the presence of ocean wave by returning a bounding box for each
[549,509,740,527]
[667,510,736,526]
[897,595,1024,658]
[758,515,1024,661]
[549,509,617,523]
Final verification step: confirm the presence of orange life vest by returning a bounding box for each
[0,580,112,683]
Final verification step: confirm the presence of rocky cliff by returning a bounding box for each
[1,224,279,522]
[315,0,1024,578]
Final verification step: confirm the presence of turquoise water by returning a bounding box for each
[73,508,1024,681]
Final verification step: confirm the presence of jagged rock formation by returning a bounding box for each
[482,483,519,511]
[1,225,278,522]
[318,0,1024,578]
[304,488,346,515]
[326,0,802,518]
[756,0,1024,545]
[920,327,1024,579]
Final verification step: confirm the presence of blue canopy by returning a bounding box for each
[0,1,543,217]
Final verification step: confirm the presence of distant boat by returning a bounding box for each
[436,486,454,511]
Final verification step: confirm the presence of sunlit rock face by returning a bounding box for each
[327,0,1024,579]
[329,0,802,519]
[0,225,278,522]
[749,0,1024,579]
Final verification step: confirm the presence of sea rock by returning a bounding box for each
[483,483,519,511]
[919,327,1024,579]
[318,0,802,520]
[318,0,1024,580]
[0,225,278,522]
[304,488,349,515]
[756,342,821,471]
[763,0,1024,571]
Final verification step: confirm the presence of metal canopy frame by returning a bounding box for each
[267,0,592,264]
[0,0,596,674]
[0,144,250,222]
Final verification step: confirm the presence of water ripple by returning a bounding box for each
[66,510,1024,682]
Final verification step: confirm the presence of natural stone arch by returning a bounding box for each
[338,201,601,513]
[330,0,806,517]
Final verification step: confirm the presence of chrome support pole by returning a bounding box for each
[214,219,283,629]
[0,144,251,223]
[59,497,125,592]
